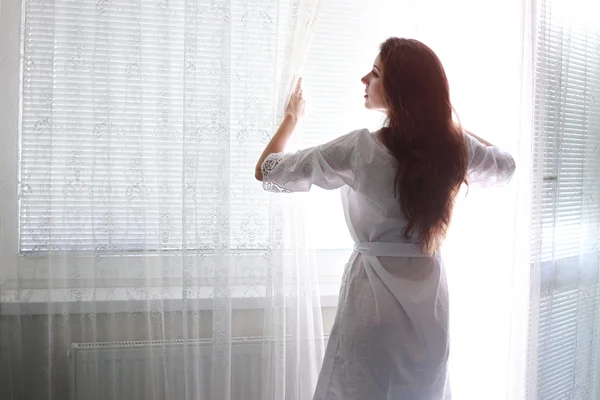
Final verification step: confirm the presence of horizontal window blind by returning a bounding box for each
[533,1,600,263]
[535,285,600,399]
[19,0,279,252]
[532,0,600,398]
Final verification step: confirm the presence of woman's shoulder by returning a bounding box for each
[342,128,381,145]
[342,128,373,140]
[355,129,395,159]
[320,129,393,161]
[320,128,371,150]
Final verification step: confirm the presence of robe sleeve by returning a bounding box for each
[465,133,516,188]
[261,130,362,193]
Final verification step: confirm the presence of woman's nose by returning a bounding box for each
[361,75,368,84]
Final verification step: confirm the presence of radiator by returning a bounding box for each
[70,336,327,400]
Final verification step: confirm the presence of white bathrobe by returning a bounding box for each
[261,129,516,400]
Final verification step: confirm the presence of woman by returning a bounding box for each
[255,38,515,400]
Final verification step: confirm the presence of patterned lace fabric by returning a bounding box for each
[261,152,291,193]
[0,0,327,398]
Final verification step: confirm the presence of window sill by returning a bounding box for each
[4,249,350,283]
[0,281,342,315]
[1,250,351,315]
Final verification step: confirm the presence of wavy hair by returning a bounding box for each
[378,38,468,255]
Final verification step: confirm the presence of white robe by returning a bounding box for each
[261,129,516,400]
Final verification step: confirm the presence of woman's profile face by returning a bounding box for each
[361,54,387,112]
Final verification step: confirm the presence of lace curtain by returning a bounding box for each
[527,0,600,397]
[0,0,325,399]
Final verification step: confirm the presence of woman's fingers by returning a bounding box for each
[295,77,303,95]
[284,77,305,119]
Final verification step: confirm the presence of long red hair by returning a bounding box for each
[378,38,468,255]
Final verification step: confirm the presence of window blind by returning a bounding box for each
[533,1,600,263]
[18,0,279,252]
[532,0,600,397]
[535,286,600,399]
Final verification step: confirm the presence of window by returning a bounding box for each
[17,0,389,257]
[531,0,600,397]
[296,0,387,252]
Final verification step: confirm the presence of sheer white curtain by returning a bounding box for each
[528,0,600,398]
[0,0,325,399]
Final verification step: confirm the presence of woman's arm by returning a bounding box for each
[464,130,516,187]
[255,78,305,181]
[255,115,299,181]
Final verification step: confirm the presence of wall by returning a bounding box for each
[0,307,337,400]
